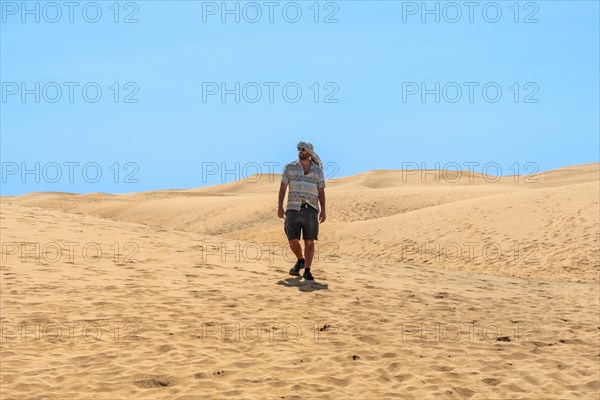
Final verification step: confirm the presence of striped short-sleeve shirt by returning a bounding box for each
[281,160,326,211]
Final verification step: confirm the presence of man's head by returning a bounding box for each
[297,145,311,161]
[296,141,322,167]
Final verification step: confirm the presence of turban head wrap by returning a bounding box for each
[297,141,322,168]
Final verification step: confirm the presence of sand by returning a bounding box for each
[1,163,598,399]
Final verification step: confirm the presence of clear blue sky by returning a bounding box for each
[1,0,598,195]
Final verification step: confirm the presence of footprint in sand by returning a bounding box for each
[134,377,171,388]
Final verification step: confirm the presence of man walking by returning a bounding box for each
[278,141,327,281]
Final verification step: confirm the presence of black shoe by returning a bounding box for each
[303,269,314,281]
[289,259,305,276]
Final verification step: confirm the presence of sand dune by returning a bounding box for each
[1,163,599,399]
[7,163,599,282]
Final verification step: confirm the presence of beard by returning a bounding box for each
[299,153,310,160]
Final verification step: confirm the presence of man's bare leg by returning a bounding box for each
[288,239,303,260]
[304,239,315,270]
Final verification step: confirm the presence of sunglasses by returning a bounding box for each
[297,147,306,152]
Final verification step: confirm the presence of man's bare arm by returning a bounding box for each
[279,182,287,208]
[318,187,326,223]
[318,188,326,211]
[278,182,287,218]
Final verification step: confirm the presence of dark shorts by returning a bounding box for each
[284,205,319,241]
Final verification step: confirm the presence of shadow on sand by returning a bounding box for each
[277,277,328,292]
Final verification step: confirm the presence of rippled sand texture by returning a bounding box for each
[1,163,598,399]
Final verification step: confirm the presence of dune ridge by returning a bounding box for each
[6,163,599,282]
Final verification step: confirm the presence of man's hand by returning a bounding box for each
[319,210,327,223]
[278,207,285,218]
